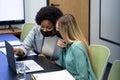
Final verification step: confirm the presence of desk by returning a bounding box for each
[0,34,20,42]
[0,34,63,80]
[0,28,21,35]
[0,34,21,48]
[0,52,63,80]
[0,28,21,38]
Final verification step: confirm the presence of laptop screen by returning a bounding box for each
[5,40,17,73]
[5,40,44,73]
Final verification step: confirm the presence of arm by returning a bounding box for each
[71,44,89,80]
[14,27,37,56]
[58,47,67,68]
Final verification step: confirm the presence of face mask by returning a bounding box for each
[55,31,63,39]
[40,29,53,37]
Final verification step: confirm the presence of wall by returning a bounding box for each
[25,0,47,23]
[90,0,120,63]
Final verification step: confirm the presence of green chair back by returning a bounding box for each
[89,44,110,80]
[108,60,120,80]
[20,23,36,41]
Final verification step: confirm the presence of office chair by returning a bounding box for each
[89,44,110,80]
[108,60,120,80]
[20,23,36,41]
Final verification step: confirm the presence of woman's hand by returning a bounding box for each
[14,48,24,57]
[57,39,66,49]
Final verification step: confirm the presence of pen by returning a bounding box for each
[31,74,36,80]
[0,50,5,55]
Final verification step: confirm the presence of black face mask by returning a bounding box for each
[55,31,63,39]
[40,29,53,37]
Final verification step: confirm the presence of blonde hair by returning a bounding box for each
[57,14,92,62]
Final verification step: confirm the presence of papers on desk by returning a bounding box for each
[0,46,21,55]
[0,40,21,47]
[31,69,75,80]
[0,40,37,56]
[18,60,44,73]
[0,46,37,57]
[0,46,21,58]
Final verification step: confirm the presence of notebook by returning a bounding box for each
[5,40,44,73]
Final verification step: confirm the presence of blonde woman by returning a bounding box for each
[56,14,96,80]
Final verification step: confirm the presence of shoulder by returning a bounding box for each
[32,26,40,32]
[30,26,42,35]
[71,41,84,50]
[70,41,87,56]
[27,26,43,39]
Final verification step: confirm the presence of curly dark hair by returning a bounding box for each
[35,6,63,27]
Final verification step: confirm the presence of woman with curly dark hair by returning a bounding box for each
[14,6,63,61]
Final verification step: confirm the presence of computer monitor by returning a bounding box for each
[0,0,25,31]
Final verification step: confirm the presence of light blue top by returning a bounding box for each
[20,26,60,60]
[59,41,96,80]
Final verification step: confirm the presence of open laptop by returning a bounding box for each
[5,40,44,73]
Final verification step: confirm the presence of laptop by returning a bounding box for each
[5,40,44,73]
